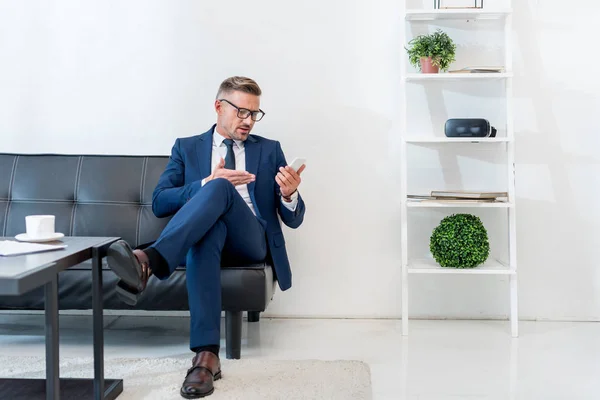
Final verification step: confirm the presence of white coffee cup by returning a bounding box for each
[25,215,56,239]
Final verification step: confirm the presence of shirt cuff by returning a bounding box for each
[281,190,298,212]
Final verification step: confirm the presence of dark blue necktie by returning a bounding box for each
[223,139,235,170]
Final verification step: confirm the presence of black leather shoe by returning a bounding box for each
[180,351,222,398]
[106,240,152,294]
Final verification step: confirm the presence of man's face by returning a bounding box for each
[215,91,261,141]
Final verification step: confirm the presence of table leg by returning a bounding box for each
[45,275,60,400]
[92,247,104,400]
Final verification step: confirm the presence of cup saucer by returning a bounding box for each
[15,233,65,243]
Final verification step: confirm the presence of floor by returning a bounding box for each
[0,314,599,399]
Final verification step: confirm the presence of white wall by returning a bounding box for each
[1,0,599,321]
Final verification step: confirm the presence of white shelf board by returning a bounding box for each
[407,200,513,208]
[405,137,512,144]
[408,258,514,275]
[405,72,512,81]
[405,9,512,21]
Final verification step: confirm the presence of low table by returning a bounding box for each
[0,236,122,400]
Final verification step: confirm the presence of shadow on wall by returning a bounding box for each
[514,3,600,319]
[405,18,508,190]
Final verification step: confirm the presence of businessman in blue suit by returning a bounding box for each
[107,76,306,398]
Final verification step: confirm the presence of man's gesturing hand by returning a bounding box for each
[206,158,255,186]
[276,164,305,199]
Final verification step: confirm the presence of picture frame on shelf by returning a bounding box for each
[434,0,483,9]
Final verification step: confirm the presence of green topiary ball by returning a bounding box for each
[429,213,490,269]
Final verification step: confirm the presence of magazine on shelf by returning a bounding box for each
[448,66,505,74]
[430,190,508,199]
[407,191,509,203]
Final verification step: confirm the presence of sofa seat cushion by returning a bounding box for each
[0,263,275,312]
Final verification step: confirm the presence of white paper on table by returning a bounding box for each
[0,240,67,257]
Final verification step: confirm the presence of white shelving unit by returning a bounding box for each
[405,72,513,81]
[400,2,518,337]
[408,258,514,275]
[407,201,514,208]
[405,137,512,143]
[405,8,512,21]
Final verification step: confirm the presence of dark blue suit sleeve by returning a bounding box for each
[275,141,305,229]
[152,139,203,218]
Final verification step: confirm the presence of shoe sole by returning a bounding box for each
[179,371,221,399]
[106,239,143,292]
[115,280,141,306]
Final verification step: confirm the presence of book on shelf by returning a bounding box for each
[430,190,508,199]
[407,191,508,203]
[448,66,505,74]
[407,197,503,203]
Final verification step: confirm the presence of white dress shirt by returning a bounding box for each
[201,129,298,216]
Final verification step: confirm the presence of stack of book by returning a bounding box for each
[408,190,508,203]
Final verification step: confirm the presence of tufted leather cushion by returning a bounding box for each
[1,154,171,245]
[0,153,275,312]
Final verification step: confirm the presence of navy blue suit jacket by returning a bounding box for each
[151,125,305,291]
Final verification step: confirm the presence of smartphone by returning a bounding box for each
[289,157,306,173]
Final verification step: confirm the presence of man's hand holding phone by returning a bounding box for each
[277,157,306,201]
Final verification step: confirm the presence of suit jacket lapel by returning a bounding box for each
[196,126,214,179]
[244,135,261,208]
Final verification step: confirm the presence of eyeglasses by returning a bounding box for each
[218,99,265,122]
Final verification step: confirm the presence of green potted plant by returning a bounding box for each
[430,213,490,269]
[405,29,457,73]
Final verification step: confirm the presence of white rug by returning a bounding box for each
[0,355,372,399]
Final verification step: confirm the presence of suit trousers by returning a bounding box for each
[149,178,267,349]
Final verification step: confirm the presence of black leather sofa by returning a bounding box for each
[0,153,276,359]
